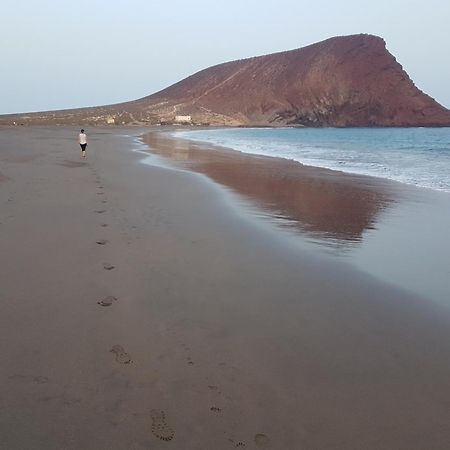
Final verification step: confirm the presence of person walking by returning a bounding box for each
[79,129,88,157]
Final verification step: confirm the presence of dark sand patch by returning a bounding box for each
[59,160,87,168]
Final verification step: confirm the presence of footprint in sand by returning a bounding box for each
[100,223,109,227]
[254,434,271,448]
[95,210,106,214]
[97,296,117,307]
[101,200,107,203]
[96,239,108,245]
[110,345,132,364]
[210,406,222,413]
[103,263,115,270]
[96,192,104,195]
[228,441,246,448]
[150,409,174,442]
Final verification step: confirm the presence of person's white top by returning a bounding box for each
[79,133,87,145]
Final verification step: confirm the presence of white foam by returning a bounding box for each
[172,128,450,192]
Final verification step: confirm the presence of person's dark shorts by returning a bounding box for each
[80,143,87,151]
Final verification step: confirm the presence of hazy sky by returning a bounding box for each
[1,0,449,114]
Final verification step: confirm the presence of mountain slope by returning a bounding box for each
[2,34,450,127]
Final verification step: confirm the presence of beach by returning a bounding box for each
[1,126,450,449]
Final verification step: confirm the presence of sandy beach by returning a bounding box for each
[1,126,450,450]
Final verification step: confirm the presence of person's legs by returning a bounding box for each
[80,144,87,157]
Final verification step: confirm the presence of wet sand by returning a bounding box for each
[143,130,450,303]
[142,130,397,244]
[1,126,450,449]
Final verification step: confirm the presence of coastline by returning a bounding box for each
[141,129,450,304]
[1,126,450,449]
[169,126,450,193]
[141,129,401,240]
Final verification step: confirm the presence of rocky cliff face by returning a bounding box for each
[3,34,450,127]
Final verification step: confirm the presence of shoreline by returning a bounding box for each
[1,126,450,449]
[140,130,399,242]
[140,129,450,304]
[167,126,450,194]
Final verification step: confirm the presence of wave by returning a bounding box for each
[172,128,450,192]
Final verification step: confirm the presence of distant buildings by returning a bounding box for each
[175,115,192,124]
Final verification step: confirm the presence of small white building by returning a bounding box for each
[175,115,192,124]
[106,116,115,124]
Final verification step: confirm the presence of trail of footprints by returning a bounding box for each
[91,170,270,446]
[92,176,133,369]
[92,175,133,370]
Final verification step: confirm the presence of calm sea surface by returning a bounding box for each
[173,127,450,192]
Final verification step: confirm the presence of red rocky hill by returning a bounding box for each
[3,34,450,127]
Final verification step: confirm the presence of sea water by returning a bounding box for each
[173,127,450,192]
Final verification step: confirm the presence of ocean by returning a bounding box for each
[172,127,450,192]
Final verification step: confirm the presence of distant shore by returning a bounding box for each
[1,126,450,449]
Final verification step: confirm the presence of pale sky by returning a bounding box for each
[1,0,449,114]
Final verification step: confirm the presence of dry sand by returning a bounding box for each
[1,126,450,450]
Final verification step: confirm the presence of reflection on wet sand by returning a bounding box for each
[142,131,394,245]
